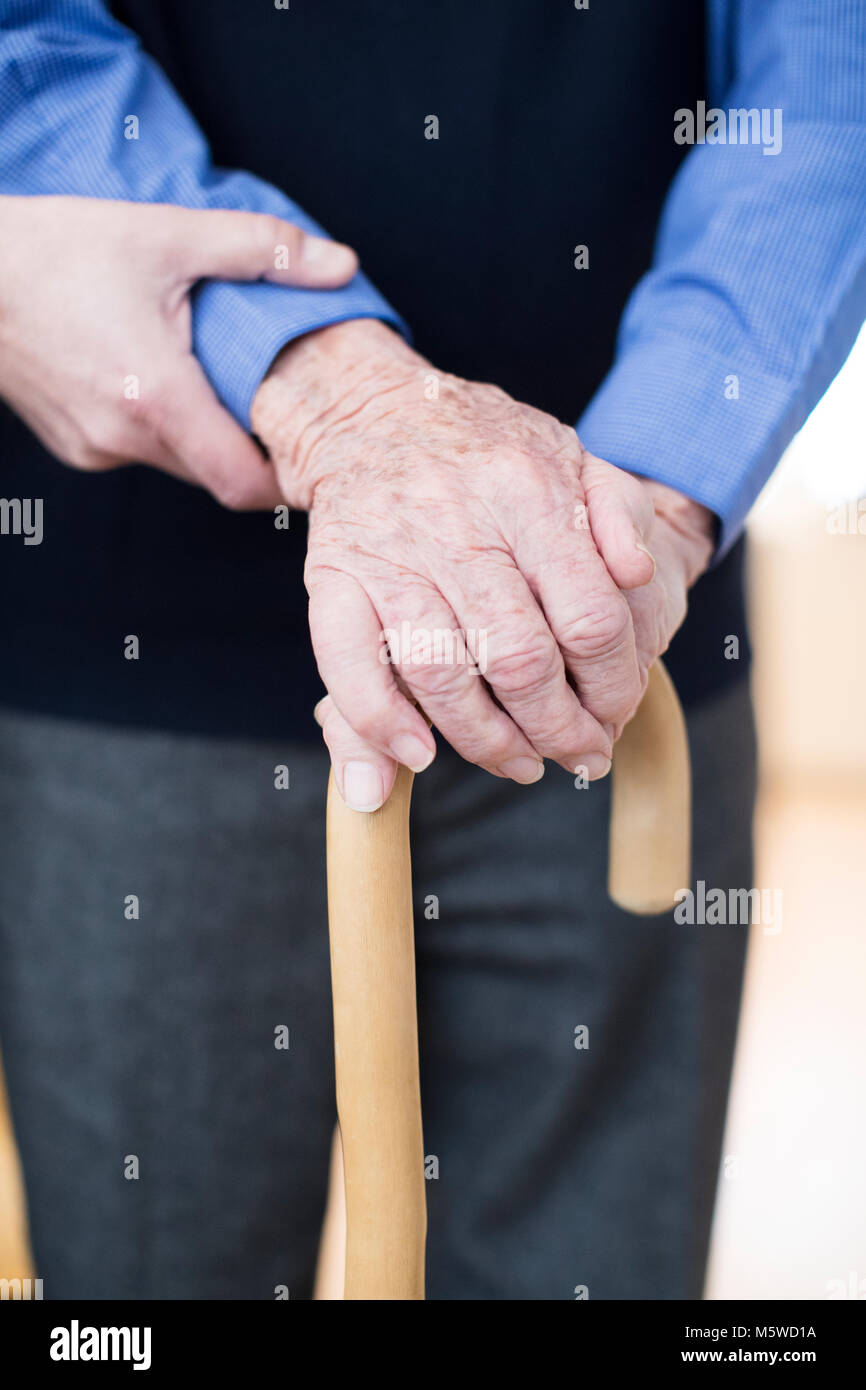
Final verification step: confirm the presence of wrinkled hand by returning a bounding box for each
[252,320,714,809]
[0,195,358,506]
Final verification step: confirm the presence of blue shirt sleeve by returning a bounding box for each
[577,0,866,556]
[0,0,407,427]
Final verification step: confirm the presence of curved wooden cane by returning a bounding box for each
[607,659,691,915]
[317,658,690,1300]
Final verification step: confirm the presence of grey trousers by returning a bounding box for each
[0,679,755,1300]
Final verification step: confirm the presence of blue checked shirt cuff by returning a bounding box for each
[190,179,408,429]
[577,338,794,560]
[193,273,408,430]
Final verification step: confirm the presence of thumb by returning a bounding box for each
[167,207,359,288]
[582,451,656,591]
[314,694,400,814]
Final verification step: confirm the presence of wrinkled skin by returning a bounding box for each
[0,197,713,811]
[252,319,715,809]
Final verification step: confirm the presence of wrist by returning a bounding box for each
[637,478,716,586]
[251,318,421,509]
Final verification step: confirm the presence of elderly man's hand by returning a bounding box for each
[252,320,714,809]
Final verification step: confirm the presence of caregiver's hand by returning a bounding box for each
[253,319,713,808]
[0,195,358,507]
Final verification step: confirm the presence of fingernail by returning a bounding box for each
[389,734,435,773]
[498,756,545,784]
[302,236,356,272]
[342,761,385,812]
[635,540,656,580]
[585,753,613,780]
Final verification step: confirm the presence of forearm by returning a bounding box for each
[636,480,715,588]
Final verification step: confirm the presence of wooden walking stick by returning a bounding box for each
[607,659,691,915]
[317,658,690,1300]
[320,761,425,1300]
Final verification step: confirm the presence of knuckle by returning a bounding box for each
[320,722,342,761]
[540,721,597,761]
[70,415,125,470]
[469,730,523,768]
[543,712,612,765]
[261,213,298,259]
[125,375,184,435]
[486,635,559,698]
[66,440,106,471]
[344,699,388,747]
[400,657,467,701]
[124,390,159,429]
[558,593,631,660]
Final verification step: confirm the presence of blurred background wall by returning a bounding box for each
[1,331,864,1298]
[706,325,866,1300]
